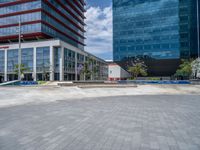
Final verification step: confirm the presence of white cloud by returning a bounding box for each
[85,6,113,60]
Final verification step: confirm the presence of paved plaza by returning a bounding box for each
[1,85,200,108]
[0,92,200,150]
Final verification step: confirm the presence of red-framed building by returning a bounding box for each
[0,0,86,50]
[0,0,108,82]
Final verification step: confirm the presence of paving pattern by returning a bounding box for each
[0,95,200,150]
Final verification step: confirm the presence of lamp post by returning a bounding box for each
[197,0,200,58]
[18,16,21,81]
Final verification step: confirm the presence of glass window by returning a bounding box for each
[7,49,18,73]
[0,12,41,26]
[0,51,4,73]
[0,1,41,15]
[21,48,33,72]
[113,0,180,60]
[0,23,41,36]
[36,47,50,72]
[64,48,75,72]
[54,47,61,73]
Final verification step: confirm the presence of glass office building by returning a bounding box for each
[113,0,200,76]
[0,0,108,82]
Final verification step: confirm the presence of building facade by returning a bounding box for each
[0,0,85,50]
[108,62,130,81]
[113,0,200,76]
[0,40,108,82]
[0,0,108,82]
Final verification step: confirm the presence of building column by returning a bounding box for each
[59,47,64,81]
[4,49,7,82]
[50,46,54,81]
[75,52,78,81]
[83,55,86,81]
[33,47,37,81]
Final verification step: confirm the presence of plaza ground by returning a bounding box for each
[0,85,200,150]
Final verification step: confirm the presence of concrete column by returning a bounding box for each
[4,49,7,82]
[33,47,37,81]
[83,55,86,81]
[59,47,64,81]
[50,46,54,81]
[75,52,78,81]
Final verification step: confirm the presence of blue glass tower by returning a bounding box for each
[113,0,200,76]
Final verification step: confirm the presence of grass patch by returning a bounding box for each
[37,81,47,85]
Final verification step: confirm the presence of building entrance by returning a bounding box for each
[0,74,4,83]
[7,74,18,81]
[23,74,33,81]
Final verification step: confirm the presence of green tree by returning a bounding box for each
[14,64,29,80]
[93,65,99,80]
[191,58,200,78]
[175,59,192,78]
[42,68,49,81]
[81,60,91,80]
[88,58,94,80]
[81,57,99,80]
[127,58,147,79]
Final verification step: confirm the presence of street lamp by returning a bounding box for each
[17,16,21,81]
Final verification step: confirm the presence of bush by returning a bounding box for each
[148,77,160,80]
[175,59,192,78]
[37,81,47,85]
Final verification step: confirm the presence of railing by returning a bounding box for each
[0,80,20,86]
[0,80,38,86]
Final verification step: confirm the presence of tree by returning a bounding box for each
[81,60,92,80]
[81,57,98,80]
[175,59,192,79]
[93,65,99,80]
[41,62,50,81]
[191,58,200,79]
[127,58,147,79]
[42,68,49,81]
[14,64,29,80]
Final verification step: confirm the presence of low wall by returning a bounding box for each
[190,80,200,85]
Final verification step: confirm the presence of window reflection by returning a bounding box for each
[7,49,18,72]
[113,0,180,61]
[36,47,50,72]
[21,48,33,72]
[0,51,4,73]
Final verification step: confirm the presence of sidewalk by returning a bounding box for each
[0,84,200,108]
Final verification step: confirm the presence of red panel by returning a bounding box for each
[42,10,85,39]
[65,0,85,19]
[0,20,41,28]
[0,0,36,8]
[79,0,86,6]
[43,0,85,32]
[0,32,52,41]
[0,8,85,36]
[0,8,42,18]
[0,19,85,45]
[56,0,85,24]
[0,1,85,33]
[72,0,86,12]
[41,21,85,46]
[0,46,9,49]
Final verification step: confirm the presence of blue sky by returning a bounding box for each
[86,0,112,8]
[85,0,112,60]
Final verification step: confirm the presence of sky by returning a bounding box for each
[85,0,112,61]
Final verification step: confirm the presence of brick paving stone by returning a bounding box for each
[0,95,200,150]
